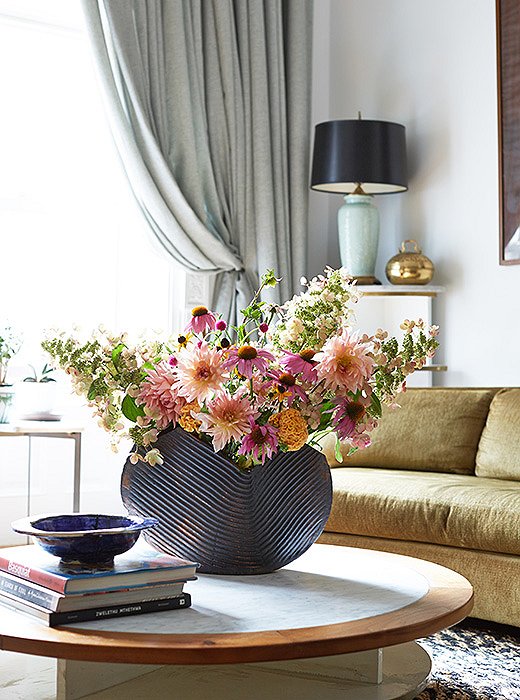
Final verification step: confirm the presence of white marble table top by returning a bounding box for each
[73,544,429,635]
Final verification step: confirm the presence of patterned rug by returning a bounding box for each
[415,618,520,699]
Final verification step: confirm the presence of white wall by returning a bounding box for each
[311,0,520,386]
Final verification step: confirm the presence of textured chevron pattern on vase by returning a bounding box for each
[121,426,332,574]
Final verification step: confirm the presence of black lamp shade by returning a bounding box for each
[310,119,408,194]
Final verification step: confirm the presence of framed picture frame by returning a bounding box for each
[497,0,520,264]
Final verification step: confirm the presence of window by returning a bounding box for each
[0,0,185,536]
[0,0,184,374]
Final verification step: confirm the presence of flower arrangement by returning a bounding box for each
[42,268,438,469]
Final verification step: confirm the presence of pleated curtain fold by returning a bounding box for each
[81,0,313,323]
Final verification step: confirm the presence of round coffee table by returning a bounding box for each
[0,544,473,700]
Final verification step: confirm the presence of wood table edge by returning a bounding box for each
[0,554,474,665]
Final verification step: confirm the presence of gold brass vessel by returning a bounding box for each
[385,239,434,285]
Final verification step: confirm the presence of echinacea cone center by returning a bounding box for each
[279,373,296,386]
[345,402,365,422]
[299,349,316,362]
[238,345,258,360]
[251,426,268,444]
[192,306,209,317]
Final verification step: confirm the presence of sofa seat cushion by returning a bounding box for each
[476,388,520,481]
[327,467,520,556]
[324,388,497,475]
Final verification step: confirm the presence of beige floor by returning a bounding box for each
[0,649,55,700]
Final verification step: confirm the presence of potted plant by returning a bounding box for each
[16,363,59,420]
[23,363,56,384]
[0,325,22,423]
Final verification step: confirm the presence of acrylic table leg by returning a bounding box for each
[55,643,431,700]
[56,658,161,700]
[72,432,81,512]
[26,435,32,519]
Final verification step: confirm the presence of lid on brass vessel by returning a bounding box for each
[385,240,434,285]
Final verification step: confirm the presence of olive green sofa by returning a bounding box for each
[320,387,520,627]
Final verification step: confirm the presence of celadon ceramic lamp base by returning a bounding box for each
[338,194,380,284]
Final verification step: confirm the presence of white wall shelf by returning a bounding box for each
[356,285,445,297]
[352,285,445,387]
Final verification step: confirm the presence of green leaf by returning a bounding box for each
[122,394,145,422]
[236,325,246,345]
[40,377,56,383]
[23,377,37,382]
[261,269,279,288]
[334,435,344,464]
[370,392,382,418]
[318,401,334,430]
[111,343,126,368]
[87,378,107,401]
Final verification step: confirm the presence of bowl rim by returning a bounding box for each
[11,513,158,538]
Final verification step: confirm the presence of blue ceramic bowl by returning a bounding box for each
[11,513,158,566]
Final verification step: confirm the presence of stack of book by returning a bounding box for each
[0,542,198,626]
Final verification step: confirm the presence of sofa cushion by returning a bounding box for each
[324,388,498,475]
[326,467,520,556]
[476,388,520,481]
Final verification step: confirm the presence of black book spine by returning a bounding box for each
[48,592,191,627]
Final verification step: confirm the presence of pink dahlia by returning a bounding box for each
[315,330,375,394]
[280,349,318,383]
[176,341,228,402]
[195,392,255,452]
[137,361,185,429]
[223,345,274,379]
[185,306,217,335]
[238,417,278,464]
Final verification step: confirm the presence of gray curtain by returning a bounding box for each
[81,0,313,323]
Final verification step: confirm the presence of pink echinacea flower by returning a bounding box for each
[265,370,308,406]
[332,397,367,440]
[223,345,274,379]
[238,417,278,464]
[185,306,217,335]
[280,349,318,383]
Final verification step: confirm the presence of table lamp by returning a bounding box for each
[310,117,408,284]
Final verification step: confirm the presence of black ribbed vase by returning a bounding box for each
[121,426,332,575]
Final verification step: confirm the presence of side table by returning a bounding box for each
[0,422,83,514]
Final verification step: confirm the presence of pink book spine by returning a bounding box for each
[0,556,65,594]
